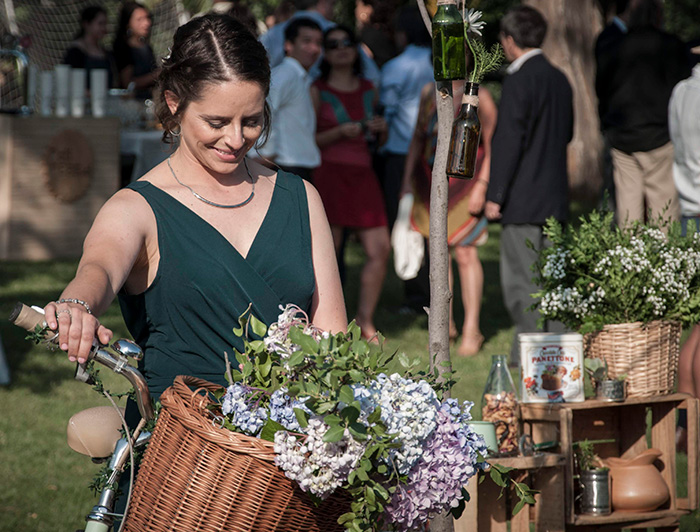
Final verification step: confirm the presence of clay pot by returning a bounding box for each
[606,449,670,512]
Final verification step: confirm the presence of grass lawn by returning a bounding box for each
[0,221,695,531]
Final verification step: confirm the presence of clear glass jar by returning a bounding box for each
[481,354,520,456]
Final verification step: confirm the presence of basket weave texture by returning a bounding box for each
[584,320,681,397]
[123,375,350,532]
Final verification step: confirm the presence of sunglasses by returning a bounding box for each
[325,38,354,50]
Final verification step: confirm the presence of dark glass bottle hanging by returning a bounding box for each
[432,0,466,81]
[446,82,481,179]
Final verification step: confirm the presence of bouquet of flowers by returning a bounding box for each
[532,211,700,334]
[215,304,488,532]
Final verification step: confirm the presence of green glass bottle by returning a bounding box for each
[432,0,466,81]
[446,82,481,179]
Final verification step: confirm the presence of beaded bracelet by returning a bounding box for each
[57,298,93,315]
[476,178,490,187]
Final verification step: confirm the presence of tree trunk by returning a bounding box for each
[417,2,455,531]
[526,0,605,202]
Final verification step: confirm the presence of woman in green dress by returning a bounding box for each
[43,14,347,400]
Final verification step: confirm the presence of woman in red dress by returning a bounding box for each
[311,25,389,340]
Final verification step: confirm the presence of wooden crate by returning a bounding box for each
[520,394,699,531]
[454,453,566,532]
[0,115,120,260]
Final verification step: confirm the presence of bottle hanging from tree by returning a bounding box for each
[446,82,481,179]
[432,0,466,81]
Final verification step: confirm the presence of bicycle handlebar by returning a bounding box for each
[9,302,155,422]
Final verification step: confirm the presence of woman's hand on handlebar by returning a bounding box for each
[44,301,113,364]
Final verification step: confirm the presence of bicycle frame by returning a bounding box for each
[9,303,154,532]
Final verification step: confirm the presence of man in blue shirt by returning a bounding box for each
[261,0,380,87]
[379,5,433,229]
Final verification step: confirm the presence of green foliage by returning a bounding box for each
[227,308,457,531]
[486,462,538,516]
[573,439,613,471]
[531,210,700,334]
[467,38,505,84]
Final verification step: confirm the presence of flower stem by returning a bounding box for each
[465,27,478,83]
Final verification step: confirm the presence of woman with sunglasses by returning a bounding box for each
[311,25,389,341]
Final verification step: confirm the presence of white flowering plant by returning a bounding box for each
[532,211,700,334]
[461,7,504,84]
[213,304,489,532]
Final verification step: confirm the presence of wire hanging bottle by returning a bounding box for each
[481,354,520,456]
[431,0,466,81]
[446,82,481,179]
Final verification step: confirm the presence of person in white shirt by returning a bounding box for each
[669,46,700,451]
[257,17,323,182]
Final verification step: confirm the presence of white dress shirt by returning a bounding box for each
[506,48,543,75]
[258,56,321,169]
[669,64,700,216]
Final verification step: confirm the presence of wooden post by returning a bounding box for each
[417,2,455,531]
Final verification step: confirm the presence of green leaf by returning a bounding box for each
[398,352,410,368]
[348,369,365,382]
[258,353,272,378]
[365,487,376,505]
[341,405,360,424]
[249,313,267,338]
[323,425,345,443]
[489,467,508,488]
[351,340,369,356]
[367,406,382,424]
[259,419,285,442]
[289,326,319,354]
[338,512,356,525]
[287,351,305,367]
[293,407,308,428]
[324,414,342,426]
[349,422,368,440]
[339,385,355,404]
[512,499,526,516]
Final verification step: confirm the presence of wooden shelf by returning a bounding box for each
[573,509,687,526]
[489,452,565,470]
[520,395,699,530]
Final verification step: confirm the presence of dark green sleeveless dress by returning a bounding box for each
[118,171,315,400]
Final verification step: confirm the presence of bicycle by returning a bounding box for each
[10,302,154,532]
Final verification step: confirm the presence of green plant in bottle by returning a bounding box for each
[445,8,505,179]
[432,0,465,81]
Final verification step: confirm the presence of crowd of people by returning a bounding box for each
[51,0,699,391]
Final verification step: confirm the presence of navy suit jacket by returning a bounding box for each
[487,53,573,225]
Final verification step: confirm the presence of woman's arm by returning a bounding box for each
[303,181,348,333]
[44,189,151,363]
[469,87,498,216]
[311,83,363,149]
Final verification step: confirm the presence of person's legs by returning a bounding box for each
[355,225,391,338]
[382,153,406,231]
[679,324,700,397]
[611,148,645,226]
[500,225,545,366]
[454,244,484,356]
[641,142,680,224]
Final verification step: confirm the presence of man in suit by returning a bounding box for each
[484,5,574,365]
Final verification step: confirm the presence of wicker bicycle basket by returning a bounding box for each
[583,320,681,397]
[123,375,350,532]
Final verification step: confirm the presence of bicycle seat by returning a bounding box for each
[66,406,126,458]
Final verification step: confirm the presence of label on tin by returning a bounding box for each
[519,332,584,403]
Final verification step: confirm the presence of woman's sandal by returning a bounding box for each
[457,334,484,357]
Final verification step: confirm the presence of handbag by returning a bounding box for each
[391,193,425,280]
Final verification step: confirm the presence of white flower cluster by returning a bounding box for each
[540,285,606,321]
[366,373,440,475]
[274,418,366,499]
[221,384,268,435]
[542,249,569,280]
[264,304,327,367]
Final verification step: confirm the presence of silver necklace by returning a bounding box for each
[167,156,255,209]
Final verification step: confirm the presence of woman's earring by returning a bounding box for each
[170,124,181,137]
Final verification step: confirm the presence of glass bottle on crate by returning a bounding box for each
[432,0,466,81]
[446,82,481,179]
[481,354,520,456]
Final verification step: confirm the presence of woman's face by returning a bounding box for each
[324,30,357,67]
[84,12,108,42]
[169,79,266,176]
[129,7,152,39]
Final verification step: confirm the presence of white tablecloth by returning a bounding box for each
[120,129,172,182]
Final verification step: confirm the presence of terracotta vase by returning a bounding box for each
[606,449,670,512]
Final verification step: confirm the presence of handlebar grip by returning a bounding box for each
[9,302,46,332]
